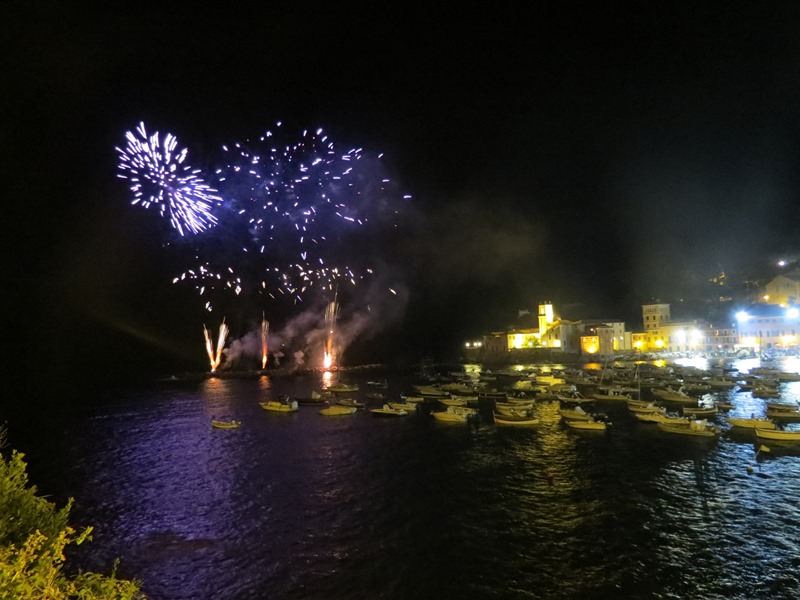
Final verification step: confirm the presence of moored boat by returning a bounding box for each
[493,412,540,426]
[370,404,409,417]
[727,417,777,430]
[657,419,720,437]
[558,406,592,421]
[564,417,606,431]
[634,412,688,425]
[211,419,241,429]
[682,406,718,418]
[651,387,695,403]
[259,396,299,412]
[258,396,298,412]
[320,405,357,416]
[336,397,365,409]
[327,383,360,394]
[755,428,800,441]
[432,406,477,423]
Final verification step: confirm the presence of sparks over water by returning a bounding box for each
[261,313,269,370]
[203,320,228,372]
[323,294,339,369]
[172,122,407,308]
[116,122,222,236]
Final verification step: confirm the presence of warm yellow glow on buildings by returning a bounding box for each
[581,336,599,354]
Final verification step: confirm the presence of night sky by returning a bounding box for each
[6,4,800,391]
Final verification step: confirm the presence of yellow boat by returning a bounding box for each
[320,405,357,416]
[727,417,777,430]
[260,397,299,412]
[211,420,241,429]
[755,428,800,442]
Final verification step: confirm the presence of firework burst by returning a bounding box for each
[117,122,222,236]
[175,122,407,308]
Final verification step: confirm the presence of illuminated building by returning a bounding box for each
[471,302,631,361]
[633,303,708,353]
[735,304,800,352]
[764,270,800,307]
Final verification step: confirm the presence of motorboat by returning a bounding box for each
[370,404,409,417]
[387,401,416,412]
[657,419,720,437]
[558,406,591,421]
[755,428,800,442]
[634,412,688,425]
[496,400,534,412]
[320,405,357,416]
[327,383,360,394]
[764,401,800,412]
[336,397,365,409]
[766,408,800,420]
[557,391,595,405]
[651,387,696,403]
[627,401,665,414]
[727,417,777,430]
[592,390,632,401]
[681,406,718,418]
[211,420,241,429]
[260,396,299,412]
[564,417,606,431]
[432,406,477,423]
[439,397,469,407]
[493,412,540,426]
[400,395,425,404]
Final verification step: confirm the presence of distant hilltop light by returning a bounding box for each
[778,260,787,267]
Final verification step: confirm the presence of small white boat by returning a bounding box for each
[558,406,591,421]
[634,412,688,425]
[370,404,409,417]
[564,417,606,431]
[496,401,534,412]
[592,390,632,401]
[682,406,718,418]
[387,401,415,412]
[557,391,595,404]
[432,406,476,423]
[657,419,720,437]
[493,412,539,426]
[320,405,357,416]
[439,397,469,407]
[651,386,695,402]
[400,395,425,404]
[211,420,241,429]
[327,383,360,394]
[336,397,365,409]
[627,401,665,414]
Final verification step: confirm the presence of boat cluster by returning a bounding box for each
[210,361,800,445]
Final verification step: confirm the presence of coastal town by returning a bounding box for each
[465,267,800,364]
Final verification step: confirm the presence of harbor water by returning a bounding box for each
[7,357,800,599]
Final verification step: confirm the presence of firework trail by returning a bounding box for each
[203,319,229,371]
[261,313,269,369]
[117,122,223,236]
[173,122,409,309]
[323,293,339,369]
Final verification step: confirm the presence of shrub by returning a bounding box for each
[0,427,145,599]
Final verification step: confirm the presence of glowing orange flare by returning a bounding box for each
[203,319,228,372]
[261,314,269,369]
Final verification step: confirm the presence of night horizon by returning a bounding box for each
[7,4,800,389]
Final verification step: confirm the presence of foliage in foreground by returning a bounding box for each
[0,427,145,599]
